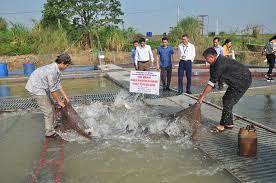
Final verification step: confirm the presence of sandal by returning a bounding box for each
[210,125,225,133]
[224,125,234,129]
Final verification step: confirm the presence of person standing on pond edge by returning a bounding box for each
[178,34,196,94]
[198,47,252,132]
[25,53,71,138]
[213,37,224,90]
[213,37,224,56]
[134,38,154,71]
[131,40,139,70]
[222,39,233,58]
[157,37,174,91]
[264,35,276,81]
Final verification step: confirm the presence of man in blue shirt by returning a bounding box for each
[213,37,224,56]
[157,37,174,91]
[131,40,139,70]
[212,37,224,89]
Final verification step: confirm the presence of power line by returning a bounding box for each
[197,15,208,35]
[0,6,177,16]
[124,7,175,15]
[0,7,183,17]
[261,24,274,33]
[0,11,41,15]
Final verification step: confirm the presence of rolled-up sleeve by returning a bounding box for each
[47,73,61,92]
[208,80,215,87]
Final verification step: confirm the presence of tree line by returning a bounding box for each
[0,0,206,56]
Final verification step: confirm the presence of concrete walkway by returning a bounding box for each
[0,70,102,82]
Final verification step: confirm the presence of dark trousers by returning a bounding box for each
[220,77,252,126]
[266,54,275,76]
[218,79,224,89]
[178,60,192,93]
[161,65,172,89]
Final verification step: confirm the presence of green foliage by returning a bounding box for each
[87,26,138,52]
[146,40,162,49]
[0,30,13,44]
[168,17,204,46]
[68,0,124,27]
[219,32,226,37]
[41,0,124,45]
[100,27,125,51]
[0,20,139,55]
[0,22,71,55]
[123,27,138,41]
[0,23,33,55]
[41,0,70,29]
[0,17,8,31]
[31,23,70,54]
[236,52,246,62]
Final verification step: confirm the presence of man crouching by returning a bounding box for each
[198,48,252,132]
[25,53,71,138]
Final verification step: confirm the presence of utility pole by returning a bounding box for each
[121,21,125,31]
[198,15,208,36]
[177,5,180,23]
[215,17,219,35]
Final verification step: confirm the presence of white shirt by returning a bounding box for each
[134,45,154,66]
[25,62,61,95]
[178,42,196,61]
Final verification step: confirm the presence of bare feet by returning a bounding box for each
[211,124,234,133]
[211,125,225,133]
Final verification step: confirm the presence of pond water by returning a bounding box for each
[0,77,121,98]
[0,92,236,183]
[207,93,276,129]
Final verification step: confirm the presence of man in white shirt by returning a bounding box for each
[134,38,154,71]
[178,34,196,94]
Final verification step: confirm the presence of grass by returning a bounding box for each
[31,24,69,54]
[0,16,274,67]
[0,21,140,56]
[0,24,33,55]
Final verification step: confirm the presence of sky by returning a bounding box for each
[0,0,275,35]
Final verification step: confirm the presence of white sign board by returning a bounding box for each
[129,71,160,95]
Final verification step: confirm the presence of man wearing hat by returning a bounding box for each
[25,53,72,138]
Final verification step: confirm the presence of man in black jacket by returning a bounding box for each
[198,47,252,132]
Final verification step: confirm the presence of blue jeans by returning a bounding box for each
[178,60,192,93]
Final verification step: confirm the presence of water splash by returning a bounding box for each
[63,90,194,144]
[56,130,89,143]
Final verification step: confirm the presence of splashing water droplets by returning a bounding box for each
[61,91,194,144]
